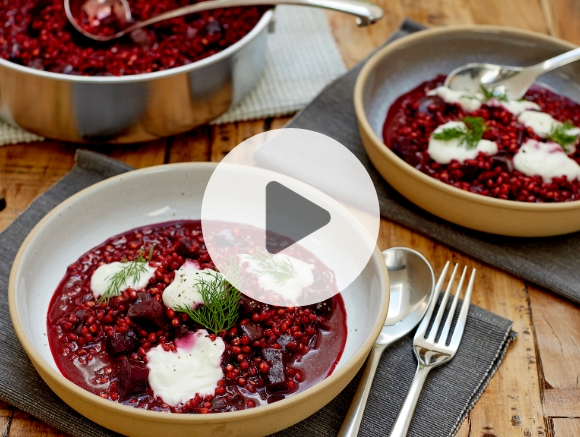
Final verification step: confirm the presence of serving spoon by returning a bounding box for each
[65,0,384,42]
[445,47,580,99]
[337,247,435,437]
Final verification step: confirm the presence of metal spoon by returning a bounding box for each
[65,0,384,42]
[445,47,580,99]
[337,247,435,437]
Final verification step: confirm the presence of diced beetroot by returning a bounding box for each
[267,394,285,404]
[174,237,200,257]
[116,357,149,400]
[127,300,166,328]
[221,348,233,364]
[106,329,138,356]
[239,294,262,315]
[276,334,294,350]
[240,322,264,341]
[211,397,227,411]
[135,292,152,304]
[173,325,193,340]
[261,348,287,390]
[230,392,245,409]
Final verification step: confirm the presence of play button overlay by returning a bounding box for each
[201,128,380,307]
[265,181,331,254]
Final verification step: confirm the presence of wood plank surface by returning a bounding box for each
[2,0,580,436]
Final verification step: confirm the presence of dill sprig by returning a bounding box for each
[250,252,296,285]
[479,85,508,102]
[175,270,241,334]
[98,245,154,303]
[432,116,487,150]
[547,121,579,153]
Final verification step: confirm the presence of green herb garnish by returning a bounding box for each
[479,84,508,102]
[98,245,154,303]
[175,270,241,334]
[432,116,487,150]
[250,251,296,285]
[547,121,579,153]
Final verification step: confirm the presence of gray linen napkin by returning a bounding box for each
[0,150,515,437]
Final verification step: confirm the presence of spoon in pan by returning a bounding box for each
[65,0,384,42]
[337,247,435,437]
[445,47,580,99]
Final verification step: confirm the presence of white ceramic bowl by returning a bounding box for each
[9,162,389,436]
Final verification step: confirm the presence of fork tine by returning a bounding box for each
[439,266,467,343]
[426,263,458,342]
[448,268,476,349]
[415,261,450,338]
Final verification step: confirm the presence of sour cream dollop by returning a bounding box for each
[162,261,222,310]
[427,121,498,165]
[239,253,314,305]
[427,86,483,112]
[90,262,156,299]
[513,139,580,183]
[146,330,225,407]
[517,111,580,154]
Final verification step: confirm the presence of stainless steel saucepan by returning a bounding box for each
[0,11,274,143]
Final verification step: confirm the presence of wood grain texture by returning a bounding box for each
[544,389,580,417]
[552,418,580,437]
[2,1,580,436]
[529,286,580,390]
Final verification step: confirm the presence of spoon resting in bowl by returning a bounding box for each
[65,0,384,42]
[445,47,580,99]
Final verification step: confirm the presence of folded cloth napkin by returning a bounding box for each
[0,6,345,146]
[0,150,515,437]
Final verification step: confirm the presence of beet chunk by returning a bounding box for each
[116,357,149,400]
[262,348,287,390]
[241,322,264,341]
[127,299,166,328]
[106,329,138,356]
[135,292,152,304]
[239,294,262,315]
[174,237,200,257]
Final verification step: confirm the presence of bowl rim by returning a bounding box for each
[8,161,390,426]
[354,24,580,212]
[0,9,274,84]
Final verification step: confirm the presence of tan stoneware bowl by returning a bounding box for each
[355,25,580,237]
[8,162,390,437]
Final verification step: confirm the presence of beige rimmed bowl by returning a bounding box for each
[355,25,580,237]
[8,162,389,437]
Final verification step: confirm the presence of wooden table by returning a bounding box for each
[2,1,580,436]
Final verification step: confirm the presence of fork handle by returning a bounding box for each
[387,363,432,437]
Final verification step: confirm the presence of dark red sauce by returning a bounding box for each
[0,1,266,76]
[47,220,347,413]
[383,74,580,202]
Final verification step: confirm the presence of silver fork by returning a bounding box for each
[388,262,476,437]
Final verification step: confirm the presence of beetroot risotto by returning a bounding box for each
[47,220,346,413]
[383,75,580,203]
[0,1,266,76]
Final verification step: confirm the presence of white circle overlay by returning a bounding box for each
[201,128,380,306]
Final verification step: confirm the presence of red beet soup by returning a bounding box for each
[0,1,266,76]
[383,75,580,203]
[47,220,347,413]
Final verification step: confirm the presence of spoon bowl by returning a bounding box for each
[445,46,580,99]
[337,247,435,437]
[65,0,384,42]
